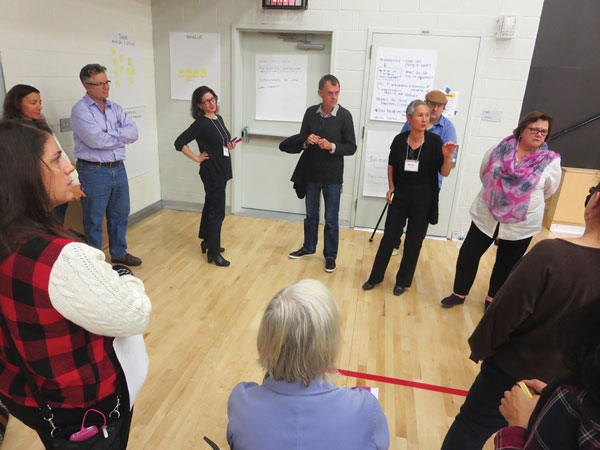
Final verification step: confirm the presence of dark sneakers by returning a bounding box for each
[324,258,336,273]
[288,248,315,259]
[393,285,405,296]
[441,293,465,308]
[111,253,142,266]
[362,281,377,290]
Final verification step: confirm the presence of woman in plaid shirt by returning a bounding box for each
[0,120,152,448]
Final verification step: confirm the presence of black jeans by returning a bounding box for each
[198,168,227,255]
[453,222,532,298]
[367,184,432,287]
[441,360,516,450]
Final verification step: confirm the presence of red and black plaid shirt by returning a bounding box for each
[0,234,121,408]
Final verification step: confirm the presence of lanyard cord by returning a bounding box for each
[208,116,228,146]
[406,140,424,161]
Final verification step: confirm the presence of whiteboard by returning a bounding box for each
[108,33,145,108]
[169,32,221,101]
[363,130,398,197]
[255,54,308,122]
[123,107,149,180]
[370,47,437,122]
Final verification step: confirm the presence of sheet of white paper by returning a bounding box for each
[443,89,459,118]
[113,334,149,410]
[362,129,399,198]
[255,54,307,122]
[123,107,149,180]
[109,33,145,108]
[370,47,438,122]
[169,32,221,101]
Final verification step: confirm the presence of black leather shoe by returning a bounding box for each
[393,285,405,296]
[201,241,224,254]
[324,258,336,273]
[441,293,466,308]
[207,253,230,267]
[362,281,377,291]
[288,248,315,259]
[111,253,142,266]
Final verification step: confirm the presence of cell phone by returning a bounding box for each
[518,381,533,399]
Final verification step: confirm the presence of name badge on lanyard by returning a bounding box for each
[223,146,230,157]
[404,159,419,172]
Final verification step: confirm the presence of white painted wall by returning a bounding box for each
[152,0,545,233]
[0,0,160,215]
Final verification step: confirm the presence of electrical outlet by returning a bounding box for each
[59,118,72,132]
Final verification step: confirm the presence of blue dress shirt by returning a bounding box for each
[70,94,138,163]
[401,115,457,187]
[227,376,390,450]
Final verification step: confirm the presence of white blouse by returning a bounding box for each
[470,146,562,240]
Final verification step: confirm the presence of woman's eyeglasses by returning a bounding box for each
[528,127,549,136]
[201,97,217,105]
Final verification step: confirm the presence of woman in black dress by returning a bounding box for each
[175,86,237,267]
[362,100,456,295]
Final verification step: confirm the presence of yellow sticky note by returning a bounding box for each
[128,57,132,65]
[120,65,124,72]
[114,70,119,79]
[112,58,117,66]
[187,73,194,81]
[128,76,133,84]
[193,69,200,77]
[115,80,121,88]
[111,47,116,56]
[131,67,135,75]
[178,69,185,77]
[126,67,132,75]
[200,69,208,77]
[119,55,124,62]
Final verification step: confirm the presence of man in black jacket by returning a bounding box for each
[287,75,357,273]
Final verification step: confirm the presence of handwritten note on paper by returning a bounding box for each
[370,47,438,123]
[255,54,308,122]
[362,130,399,198]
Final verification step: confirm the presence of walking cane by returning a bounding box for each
[369,193,394,242]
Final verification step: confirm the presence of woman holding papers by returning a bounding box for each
[0,120,151,448]
[174,86,238,267]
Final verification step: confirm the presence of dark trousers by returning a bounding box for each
[198,168,227,255]
[302,181,342,260]
[453,222,532,297]
[1,390,132,449]
[367,184,432,287]
[441,360,516,450]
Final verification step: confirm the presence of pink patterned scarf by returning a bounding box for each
[482,135,558,223]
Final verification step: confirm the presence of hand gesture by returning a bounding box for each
[305,134,320,146]
[499,384,540,428]
[227,141,236,150]
[317,138,333,151]
[442,141,457,158]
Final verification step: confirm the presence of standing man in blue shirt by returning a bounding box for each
[70,64,141,266]
[393,90,458,255]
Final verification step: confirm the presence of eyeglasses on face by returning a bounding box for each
[201,97,217,105]
[85,81,111,87]
[528,127,549,136]
[426,100,445,109]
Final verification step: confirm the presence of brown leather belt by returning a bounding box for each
[77,159,123,168]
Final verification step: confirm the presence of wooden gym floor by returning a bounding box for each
[3,209,561,449]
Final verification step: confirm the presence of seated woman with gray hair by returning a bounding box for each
[227,279,390,450]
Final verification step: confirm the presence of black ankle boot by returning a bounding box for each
[207,253,230,267]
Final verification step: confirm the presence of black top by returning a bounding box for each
[174,114,233,180]
[299,104,357,184]
[388,130,444,224]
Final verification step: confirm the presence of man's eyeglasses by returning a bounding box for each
[85,81,111,87]
[426,100,445,109]
[201,97,217,105]
[528,127,549,136]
